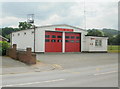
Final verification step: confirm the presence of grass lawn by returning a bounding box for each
[108,45,120,53]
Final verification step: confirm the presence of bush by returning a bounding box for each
[0,41,10,56]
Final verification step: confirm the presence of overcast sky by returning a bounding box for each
[0,1,118,30]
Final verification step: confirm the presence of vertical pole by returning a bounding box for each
[34,25,35,53]
[84,0,86,30]
[62,32,65,53]
[10,33,12,46]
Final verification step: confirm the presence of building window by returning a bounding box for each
[70,40,74,43]
[51,39,56,42]
[45,35,50,38]
[95,40,102,46]
[57,36,62,38]
[52,35,56,38]
[65,40,69,42]
[58,40,62,42]
[45,39,50,42]
[65,36,70,39]
[18,33,20,36]
[31,31,34,34]
[71,36,75,39]
[76,36,80,39]
[24,32,26,35]
[76,40,80,43]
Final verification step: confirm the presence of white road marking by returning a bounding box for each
[2,79,65,87]
[62,70,80,74]
[94,71,118,76]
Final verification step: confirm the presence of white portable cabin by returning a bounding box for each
[83,36,108,52]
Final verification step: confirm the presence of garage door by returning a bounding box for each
[65,33,81,52]
[45,31,62,52]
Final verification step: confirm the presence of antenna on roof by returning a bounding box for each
[84,0,86,30]
[27,14,36,53]
[27,14,34,25]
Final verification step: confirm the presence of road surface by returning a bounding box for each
[2,63,118,87]
[2,53,118,87]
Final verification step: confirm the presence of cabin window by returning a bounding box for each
[95,40,102,46]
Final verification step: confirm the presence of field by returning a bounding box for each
[108,45,120,53]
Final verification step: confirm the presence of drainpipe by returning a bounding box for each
[33,25,36,53]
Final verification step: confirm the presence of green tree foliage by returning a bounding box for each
[19,21,32,30]
[114,33,120,45]
[0,41,10,55]
[2,27,20,40]
[102,28,118,36]
[87,29,104,36]
[0,28,2,35]
[1,22,32,40]
[102,28,120,45]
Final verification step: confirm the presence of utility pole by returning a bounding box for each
[33,24,36,53]
[27,14,35,53]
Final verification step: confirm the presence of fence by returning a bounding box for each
[6,44,36,65]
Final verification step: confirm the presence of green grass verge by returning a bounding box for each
[108,45,120,53]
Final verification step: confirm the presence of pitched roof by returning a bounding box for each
[0,35,9,41]
[36,24,87,31]
[85,35,108,37]
[12,24,87,33]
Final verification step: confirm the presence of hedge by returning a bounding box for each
[0,41,10,56]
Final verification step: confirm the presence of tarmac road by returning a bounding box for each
[36,53,118,69]
[2,53,118,87]
[2,63,118,87]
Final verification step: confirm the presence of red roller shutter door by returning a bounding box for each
[65,33,81,52]
[45,31,62,52]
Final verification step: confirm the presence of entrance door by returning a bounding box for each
[65,33,81,52]
[45,31,62,52]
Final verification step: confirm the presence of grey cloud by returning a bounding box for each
[2,2,76,20]
[1,2,118,29]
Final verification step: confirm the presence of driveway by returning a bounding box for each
[1,56,28,68]
[1,56,54,75]
[36,53,118,69]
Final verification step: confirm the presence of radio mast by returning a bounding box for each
[84,0,86,30]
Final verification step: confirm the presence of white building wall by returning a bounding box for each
[12,25,87,52]
[83,37,89,51]
[35,28,45,52]
[12,29,34,51]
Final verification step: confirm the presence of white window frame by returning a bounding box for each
[95,39,102,46]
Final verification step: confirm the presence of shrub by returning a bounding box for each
[0,41,10,56]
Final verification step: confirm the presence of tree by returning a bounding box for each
[87,29,104,36]
[19,21,32,30]
[114,33,120,45]
[2,27,20,40]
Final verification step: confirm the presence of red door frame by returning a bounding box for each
[65,32,81,52]
[45,31,62,52]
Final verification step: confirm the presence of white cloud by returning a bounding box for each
[1,16,25,27]
[85,2,118,29]
[36,14,62,26]
[0,2,118,30]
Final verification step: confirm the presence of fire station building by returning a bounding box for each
[11,24,108,53]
